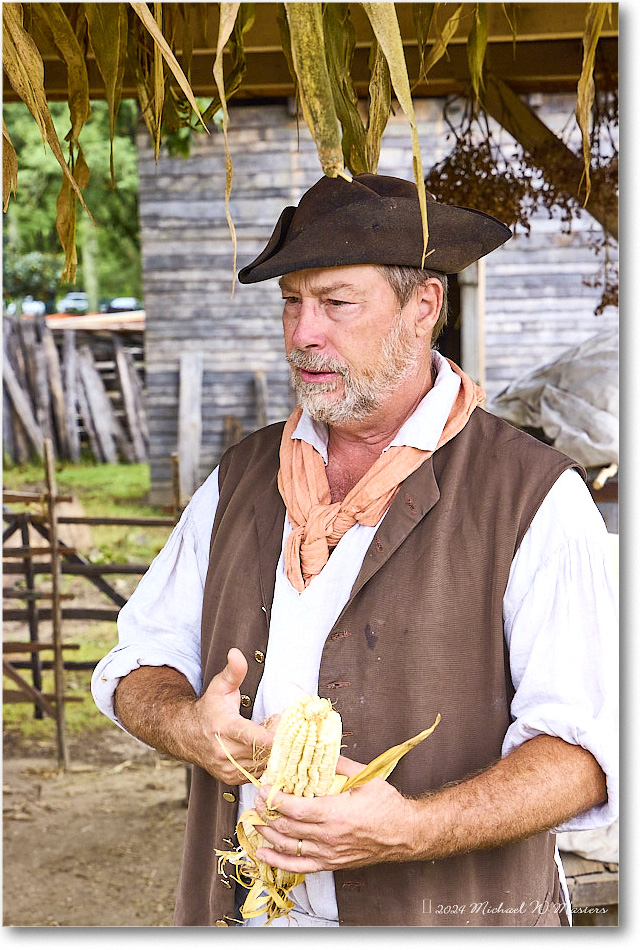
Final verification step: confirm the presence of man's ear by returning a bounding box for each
[414,279,443,339]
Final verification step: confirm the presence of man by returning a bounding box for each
[92,173,617,927]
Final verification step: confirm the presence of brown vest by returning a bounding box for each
[174,408,579,927]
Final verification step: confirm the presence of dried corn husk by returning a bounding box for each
[361,2,429,264]
[575,2,612,205]
[215,709,441,924]
[467,3,489,104]
[3,119,18,212]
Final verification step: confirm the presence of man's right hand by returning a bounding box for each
[113,649,275,785]
[192,647,275,784]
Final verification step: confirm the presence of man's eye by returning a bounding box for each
[326,299,349,307]
[282,296,299,305]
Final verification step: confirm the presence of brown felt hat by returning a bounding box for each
[238,173,512,283]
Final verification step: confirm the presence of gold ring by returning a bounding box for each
[296,839,303,857]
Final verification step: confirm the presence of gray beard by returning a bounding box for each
[287,314,420,425]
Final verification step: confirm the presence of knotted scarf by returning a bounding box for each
[277,360,485,593]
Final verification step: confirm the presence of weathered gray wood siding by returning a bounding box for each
[137,97,617,503]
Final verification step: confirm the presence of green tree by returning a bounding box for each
[3,99,142,308]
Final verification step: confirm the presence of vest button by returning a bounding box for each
[254,650,265,663]
[240,694,252,707]
[222,792,237,803]
[215,918,229,926]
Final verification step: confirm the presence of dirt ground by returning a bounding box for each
[3,728,189,927]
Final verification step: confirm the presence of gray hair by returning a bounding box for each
[377,265,449,344]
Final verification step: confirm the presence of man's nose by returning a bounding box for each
[290,301,326,350]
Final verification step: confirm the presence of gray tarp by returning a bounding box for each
[487,331,618,468]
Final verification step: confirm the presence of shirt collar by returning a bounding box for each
[291,351,461,464]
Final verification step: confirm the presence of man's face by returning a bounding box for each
[280,265,421,425]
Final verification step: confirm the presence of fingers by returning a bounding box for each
[335,754,365,778]
[217,647,248,694]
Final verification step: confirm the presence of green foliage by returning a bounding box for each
[3,99,142,302]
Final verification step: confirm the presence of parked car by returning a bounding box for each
[107,296,141,312]
[21,295,46,316]
[56,291,89,314]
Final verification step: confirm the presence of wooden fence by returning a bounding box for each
[3,314,148,465]
[2,442,179,769]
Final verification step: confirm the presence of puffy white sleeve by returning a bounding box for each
[91,468,220,732]
[502,468,618,831]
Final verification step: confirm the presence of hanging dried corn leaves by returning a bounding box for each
[213,2,243,293]
[34,2,91,144]
[2,119,18,212]
[284,2,346,179]
[2,4,91,218]
[365,39,391,173]
[56,144,91,284]
[467,3,489,103]
[419,3,464,82]
[130,1,208,139]
[202,3,255,124]
[322,3,368,174]
[85,3,128,184]
[576,2,612,205]
[361,2,429,263]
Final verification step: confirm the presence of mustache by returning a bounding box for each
[286,349,350,377]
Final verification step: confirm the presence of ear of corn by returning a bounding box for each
[215,695,440,925]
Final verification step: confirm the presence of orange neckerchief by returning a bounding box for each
[277,359,485,592]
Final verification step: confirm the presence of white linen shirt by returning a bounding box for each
[91,353,618,926]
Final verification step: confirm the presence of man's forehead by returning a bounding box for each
[278,265,382,294]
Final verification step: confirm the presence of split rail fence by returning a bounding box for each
[3,443,180,769]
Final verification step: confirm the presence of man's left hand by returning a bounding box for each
[253,755,417,872]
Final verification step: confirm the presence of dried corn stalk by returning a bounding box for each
[361,2,430,265]
[215,694,440,924]
[576,2,612,204]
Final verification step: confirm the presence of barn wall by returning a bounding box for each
[137,96,617,503]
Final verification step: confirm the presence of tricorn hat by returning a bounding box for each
[238,173,512,283]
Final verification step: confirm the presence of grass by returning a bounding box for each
[3,461,176,745]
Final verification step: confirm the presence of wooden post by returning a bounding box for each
[2,348,44,456]
[62,330,81,462]
[254,370,269,428]
[78,345,119,462]
[44,440,70,771]
[19,513,44,719]
[114,338,147,462]
[177,352,203,502]
[170,452,182,522]
[40,319,70,458]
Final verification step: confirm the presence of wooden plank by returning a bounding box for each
[40,319,70,457]
[75,362,103,461]
[3,546,77,558]
[2,590,75,601]
[223,415,243,452]
[62,329,81,462]
[566,871,619,909]
[44,439,70,769]
[2,348,44,455]
[78,345,119,462]
[114,338,147,462]
[20,512,43,717]
[55,515,175,527]
[3,490,73,504]
[2,659,56,719]
[3,691,83,705]
[126,349,149,444]
[178,352,204,501]
[33,336,53,444]
[3,642,80,653]
[480,76,618,241]
[3,608,121,622]
[254,370,268,427]
[2,561,149,576]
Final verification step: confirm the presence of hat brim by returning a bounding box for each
[238,193,511,283]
